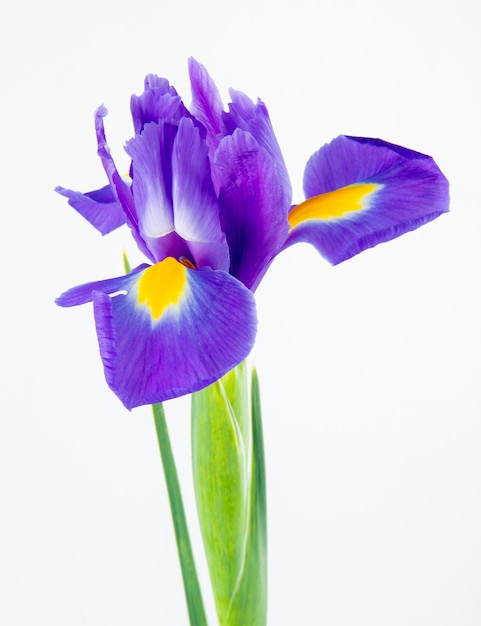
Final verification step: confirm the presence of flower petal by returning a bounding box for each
[285,135,449,265]
[56,265,148,307]
[215,129,290,290]
[130,74,187,134]
[172,116,229,270]
[55,184,126,235]
[188,57,224,155]
[89,258,257,409]
[125,121,176,241]
[95,106,155,262]
[223,90,292,206]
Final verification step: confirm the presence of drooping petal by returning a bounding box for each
[285,135,449,265]
[95,105,127,200]
[223,90,292,206]
[86,258,256,409]
[215,129,291,290]
[172,116,229,270]
[95,106,155,263]
[55,184,126,234]
[188,57,224,156]
[56,264,148,307]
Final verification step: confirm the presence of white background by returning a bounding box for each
[1,0,480,624]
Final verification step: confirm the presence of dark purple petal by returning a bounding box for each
[91,258,257,409]
[215,129,291,290]
[55,184,126,235]
[285,135,449,265]
[172,117,229,270]
[222,90,292,206]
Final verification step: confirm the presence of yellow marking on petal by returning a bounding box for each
[137,257,187,320]
[288,182,380,228]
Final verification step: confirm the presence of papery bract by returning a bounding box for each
[57,59,449,408]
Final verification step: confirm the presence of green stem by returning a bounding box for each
[152,403,208,626]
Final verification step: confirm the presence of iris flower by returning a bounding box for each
[57,59,449,409]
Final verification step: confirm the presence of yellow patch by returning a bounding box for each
[137,257,187,320]
[288,182,379,228]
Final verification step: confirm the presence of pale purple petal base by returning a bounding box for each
[172,117,229,270]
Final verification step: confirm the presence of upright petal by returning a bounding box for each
[215,129,290,290]
[130,74,187,134]
[223,90,292,206]
[125,121,176,244]
[188,57,224,155]
[55,183,126,235]
[172,117,229,270]
[87,258,257,409]
[285,135,449,265]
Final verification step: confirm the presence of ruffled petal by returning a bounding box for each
[285,135,449,265]
[55,184,126,234]
[222,90,292,206]
[89,258,257,409]
[130,75,187,135]
[172,117,229,270]
[215,129,291,290]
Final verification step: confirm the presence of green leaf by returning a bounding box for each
[123,250,131,274]
[152,403,207,626]
[192,362,267,626]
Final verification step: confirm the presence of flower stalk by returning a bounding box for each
[192,362,267,626]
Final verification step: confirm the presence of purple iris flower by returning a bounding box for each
[57,59,449,409]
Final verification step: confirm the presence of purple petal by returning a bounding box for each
[125,121,176,244]
[188,58,224,156]
[172,117,229,270]
[215,129,291,290]
[222,90,292,206]
[94,106,155,262]
[95,105,123,191]
[91,258,257,409]
[130,75,187,135]
[55,184,126,235]
[285,135,449,265]
[56,265,148,307]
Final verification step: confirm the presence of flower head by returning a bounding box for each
[57,59,449,409]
